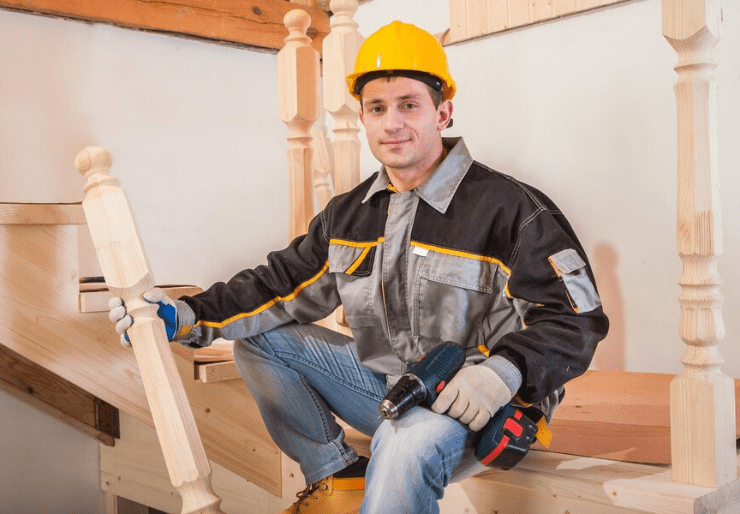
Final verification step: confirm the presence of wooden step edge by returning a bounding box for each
[0,202,86,225]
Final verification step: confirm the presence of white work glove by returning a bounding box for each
[431,365,513,432]
[108,288,179,347]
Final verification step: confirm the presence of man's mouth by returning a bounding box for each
[382,138,411,145]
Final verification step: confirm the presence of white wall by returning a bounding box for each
[1,0,739,507]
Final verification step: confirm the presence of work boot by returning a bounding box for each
[280,475,365,513]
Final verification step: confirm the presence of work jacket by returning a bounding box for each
[176,138,609,409]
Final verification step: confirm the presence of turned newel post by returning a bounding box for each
[76,147,224,513]
[663,0,736,487]
[278,9,320,240]
[323,0,363,195]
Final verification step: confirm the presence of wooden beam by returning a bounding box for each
[0,342,119,446]
[0,0,330,52]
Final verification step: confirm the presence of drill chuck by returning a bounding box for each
[379,342,466,420]
[379,374,427,419]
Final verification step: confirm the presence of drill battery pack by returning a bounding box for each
[474,404,542,470]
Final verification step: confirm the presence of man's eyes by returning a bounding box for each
[367,103,417,114]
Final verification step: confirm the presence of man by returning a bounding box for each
[111,21,608,514]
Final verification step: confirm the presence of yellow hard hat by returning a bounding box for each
[347,21,456,101]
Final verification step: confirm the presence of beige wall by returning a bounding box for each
[0,0,738,508]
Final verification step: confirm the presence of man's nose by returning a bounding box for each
[383,108,404,131]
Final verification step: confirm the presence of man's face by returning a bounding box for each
[359,76,452,189]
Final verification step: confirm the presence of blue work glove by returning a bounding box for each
[108,288,178,346]
[431,365,514,432]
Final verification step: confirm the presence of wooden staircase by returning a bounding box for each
[0,201,284,500]
[2,0,739,512]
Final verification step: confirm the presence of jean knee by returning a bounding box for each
[370,409,469,487]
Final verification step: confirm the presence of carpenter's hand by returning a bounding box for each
[108,288,179,346]
[431,365,513,432]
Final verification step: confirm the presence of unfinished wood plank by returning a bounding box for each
[530,0,553,22]
[544,371,740,465]
[0,342,119,446]
[446,0,632,44]
[663,0,736,488]
[448,0,468,43]
[78,284,202,314]
[466,0,489,39]
[0,202,86,225]
[172,341,235,364]
[507,0,532,28]
[77,146,224,513]
[553,0,577,16]
[0,0,329,52]
[694,475,740,514]
[487,0,510,33]
[576,0,603,9]
[196,361,240,384]
[105,492,118,514]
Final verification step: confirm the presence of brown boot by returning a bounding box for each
[281,475,365,514]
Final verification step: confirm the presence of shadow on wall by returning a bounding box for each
[590,241,626,371]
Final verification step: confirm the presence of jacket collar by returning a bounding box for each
[362,137,473,214]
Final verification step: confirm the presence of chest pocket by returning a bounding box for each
[415,249,502,351]
[328,240,378,276]
[419,250,498,292]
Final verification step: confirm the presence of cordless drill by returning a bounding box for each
[379,342,541,470]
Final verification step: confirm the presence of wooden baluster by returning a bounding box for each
[76,147,224,513]
[663,0,736,487]
[323,0,363,195]
[278,9,321,240]
[311,118,335,210]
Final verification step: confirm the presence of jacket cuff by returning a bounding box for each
[174,299,196,341]
[479,355,522,398]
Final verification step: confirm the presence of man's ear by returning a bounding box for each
[437,100,454,130]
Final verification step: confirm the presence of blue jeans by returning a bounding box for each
[233,322,487,514]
